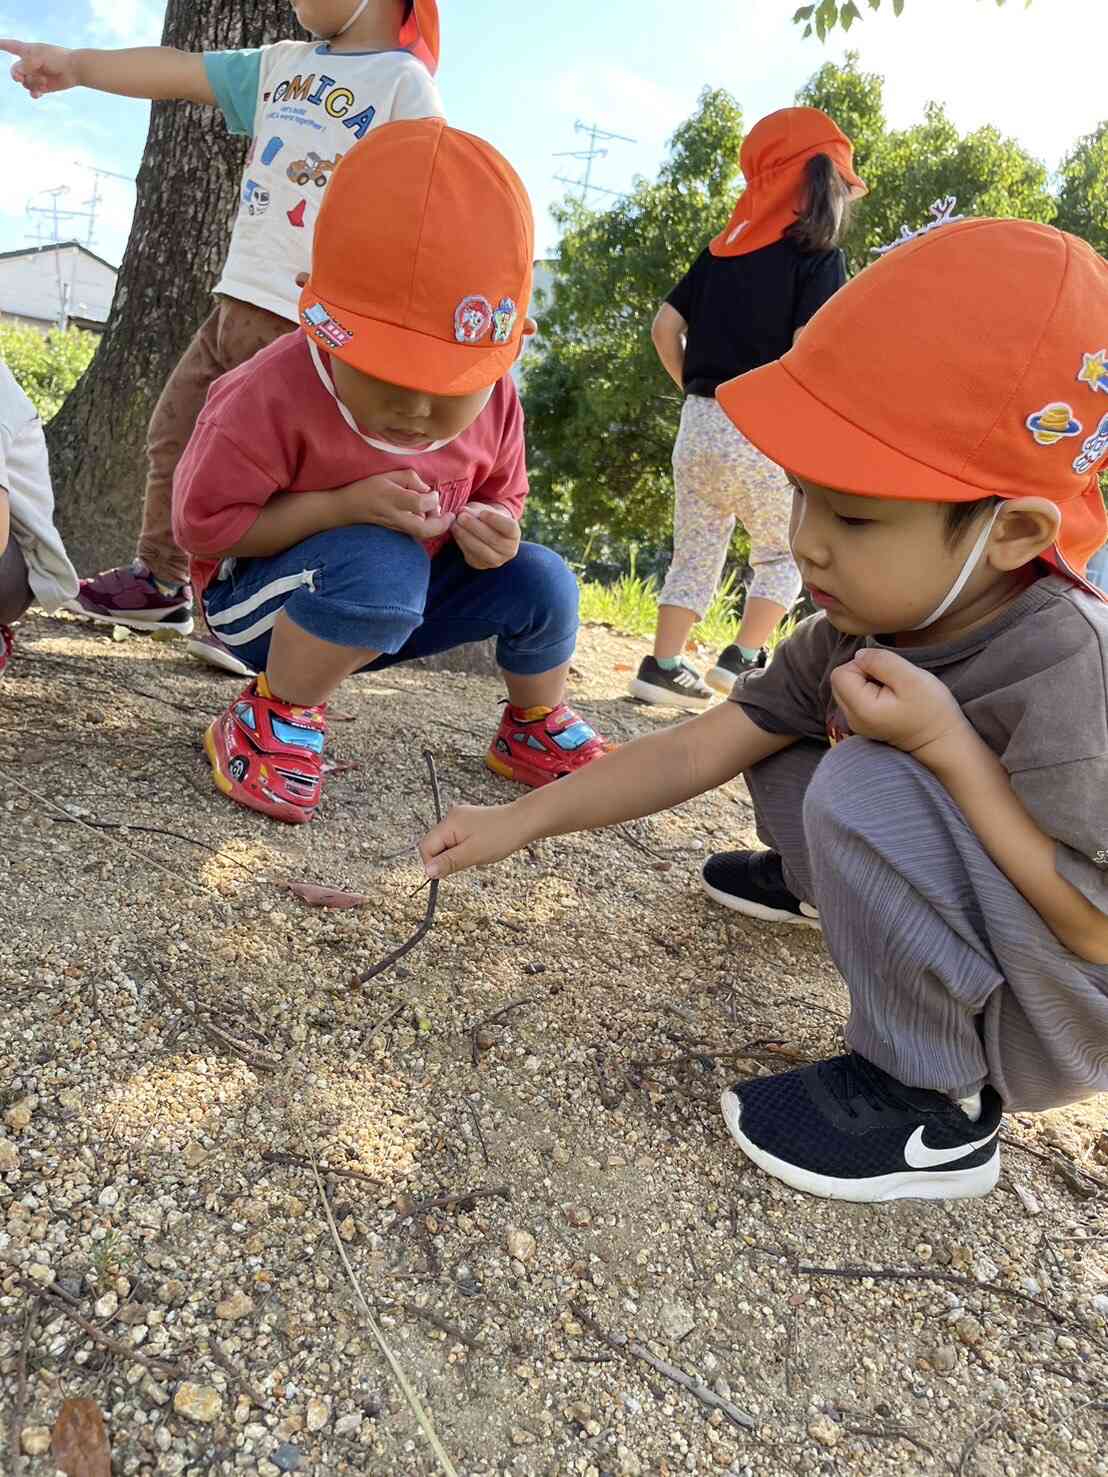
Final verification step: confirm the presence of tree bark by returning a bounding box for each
[47,1,296,576]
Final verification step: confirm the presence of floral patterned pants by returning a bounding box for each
[659,394,802,617]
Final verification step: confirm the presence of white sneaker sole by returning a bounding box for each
[187,638,256,678]
[61,599,194,638]
[705,665,740,695]
[700,873,822,929]
[720,1090,1000,1203]
[628,676,713,709]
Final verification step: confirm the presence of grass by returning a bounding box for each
[579,566,798,653]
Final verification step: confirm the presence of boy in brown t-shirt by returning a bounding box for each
[417,217,1108,1204]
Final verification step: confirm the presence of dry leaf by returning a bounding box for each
[613,663,632,673]
[52,1398,110,1477]
[286,881,370,910]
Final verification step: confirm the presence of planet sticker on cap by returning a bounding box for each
[1025,401,1082,446]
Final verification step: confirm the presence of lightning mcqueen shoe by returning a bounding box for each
[204,675,327,824]
[485,702,613,787]
[721,1052,1002,1203]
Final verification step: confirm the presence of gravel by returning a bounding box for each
[1,610,1106,1476]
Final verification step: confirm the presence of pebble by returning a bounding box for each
[95,1291,119,1319]
[551,1145,570,1166]
[271,1444,303,1472]
[659,1300,696,1341]
[0,1137,21,1171]
[20,1427,51,1456]
[97,1186,119,1209]
[523,1055,542,1073]
[173,1382,222,1424]
[955,1315,985,1347]
[26,1263,54,1287]
[1092,1294,1108,1317]
[507,1228,537,1264]
[216,1289,255,1321]
[4,1102,31,1132]
[928,1344,958,1375]
[182,1143,207,1169]
[306,1398,330,1432]
[808,1415,841,1448]
[567,1206,592,1228]
[511,1426,536,1445]
[335,1412,362,1437]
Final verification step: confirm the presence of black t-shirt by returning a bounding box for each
[666,238,847,397]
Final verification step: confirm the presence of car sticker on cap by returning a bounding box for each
[1077,349,1108,395]
[1025,402,1082,446]
[454,295,493,344]
[872,195,963,256]
[302,303,353,349]
[1073,413,1108,476]
[490,298,518,344]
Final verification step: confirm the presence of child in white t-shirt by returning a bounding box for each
[1,0,442,675]
[0,360,79,675]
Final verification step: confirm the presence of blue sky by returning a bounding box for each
[0,0,1106,267]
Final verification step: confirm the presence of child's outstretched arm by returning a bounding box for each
[421,703,796,878]
[0,39,215,105]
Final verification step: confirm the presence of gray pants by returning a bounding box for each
[745,738,1108,1112]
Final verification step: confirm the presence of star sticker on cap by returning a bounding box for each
[1077,349,1108,394]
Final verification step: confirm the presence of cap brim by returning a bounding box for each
[299,285,517,395]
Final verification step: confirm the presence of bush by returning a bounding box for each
[0,321,97,422]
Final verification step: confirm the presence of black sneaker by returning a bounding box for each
[701,850,820,928]
[628,655,714,708]
[721,1053,1002,1203]
[706,645,765,696]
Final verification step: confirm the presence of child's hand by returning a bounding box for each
[453,504,521,570]
[420,802,530,879]
[341,469,454,541]
[0,39,79,97]
[830,647,969,762]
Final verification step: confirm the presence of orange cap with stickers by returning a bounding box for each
[400,0,440,75]
[298,117,534,395]
[716,217,1108,593]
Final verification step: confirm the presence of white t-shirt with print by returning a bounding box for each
[204,41,444,322]
[0,362,78,611]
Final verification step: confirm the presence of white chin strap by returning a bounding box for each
[910,505,1002,631]
[335,0,370,36]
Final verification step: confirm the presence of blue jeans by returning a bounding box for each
[203,526,580,676]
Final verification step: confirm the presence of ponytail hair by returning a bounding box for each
[785,153,852,253]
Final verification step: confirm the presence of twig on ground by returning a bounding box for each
[354,752,442,985]
[845,1424,934,1456]
[494,916,526,934]
[1,768,211,896]
[1000,1132,1108,1195]
[207,1337,268,1408]
[8,1290,38,1476]
[361,1003,406,1040]
[12,1276,186,1379]
[463,1098,491,1167]
[153,977,280,1073]
[571,1303,755,1429]
[594,1050,628,1110]
[397,1185,511,1219]
[957,1415,1005,1476]
[260,1150,389,1188]
[470,997,539,1067]
[797,1264,1108,1353]
[396,1300,482,1350]
[299,1137,460,1477]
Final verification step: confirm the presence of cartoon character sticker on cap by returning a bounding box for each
[454,295,493,345]
[1026,402,1082,447]
[1073,413,1108,476]
[490,298,518,344]
[1077,349,1108,396]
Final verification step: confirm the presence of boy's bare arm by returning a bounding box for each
[0,40,215,104]
[421,703,796,878]
[651,304,687,392]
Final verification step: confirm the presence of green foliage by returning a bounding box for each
[0,321,97,422]
[578,565,802,653]
[1055,122,1108,257]
[793,0,1022,41]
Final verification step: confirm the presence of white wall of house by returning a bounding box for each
[0,244,117,332]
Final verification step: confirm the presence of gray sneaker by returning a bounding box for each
[628,655,714,708]
[706,645,766,696]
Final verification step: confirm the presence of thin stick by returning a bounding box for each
[1000,1132,1108,1193]
[397,1185,511,1219]
[0,767,211,896]
[845,1425,934,1457]
[571,1303,755,1430]
[470,997,539,1067]
[153,977,279,1073]
[957,1415,1005,1477]
[300,1139,459,1477]
[463,1098,491,1167]
[396,1301,482,1351]
[11,1277,186,1379]
[8,1291,38,1476]
[208,1337,268,1408]
[354,752,442,985]
[260,1150,388,1188]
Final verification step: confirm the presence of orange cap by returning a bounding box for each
[399,0,440,74]
[299,118,534,395]
[716,217,1108,593]
[710,106,866,259]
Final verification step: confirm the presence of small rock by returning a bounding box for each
[928,1344,958,1375]
[156,1279,186,1307]
[216,1290,254,1322]
[1092,1294,1108,1317]
[659,1300,696,1341]
[507,1229,536,1264]
[973,1254,1000,1283]
[26,1263,54,1287]
[523,1055,541,1073]
[97,1187,119,1209]
[20,1427,51,1456]
[4,1103,31,1133]
[510,1426,536,1445]
[566,1206,591,1228]
[1013,1184,1042,1216]
[271,1444,303,1473]
[94,1292,119,1319]
[808,1415,842,1449]
[306,1398,330,1432]
[955,1315,985,1347]
[182,1143,207,1169]
[0,1138,19,1172]
[551,1145,570,1166]
[173,1382,222,1424]
[334,1412,362,1437]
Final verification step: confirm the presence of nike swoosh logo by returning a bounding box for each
[904,1125,996,1170]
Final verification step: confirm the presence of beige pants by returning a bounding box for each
[138,296,296,585]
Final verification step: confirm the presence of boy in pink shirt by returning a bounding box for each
[173,118,611,824]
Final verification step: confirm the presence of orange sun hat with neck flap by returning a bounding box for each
[716,216,1108,598]
[400,0,440,74]
[710,106,867,259]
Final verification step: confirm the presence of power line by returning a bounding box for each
[554,120,636,204]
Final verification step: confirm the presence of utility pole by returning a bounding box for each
[554,120,636,205]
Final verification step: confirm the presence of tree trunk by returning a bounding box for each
[47,1,296,576]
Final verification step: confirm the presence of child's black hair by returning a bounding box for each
[944,495,1003,546]
[786,154,853,253]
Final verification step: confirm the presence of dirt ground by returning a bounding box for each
[1,607,1107,1477]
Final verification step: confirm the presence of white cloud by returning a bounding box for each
[88,0,165,47]
[0,124,135,266]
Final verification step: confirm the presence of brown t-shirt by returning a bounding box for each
[732,574,1108,914]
